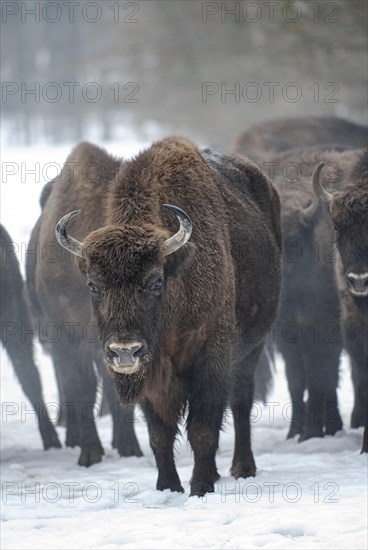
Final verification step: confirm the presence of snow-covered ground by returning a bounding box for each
[1,143,367,549]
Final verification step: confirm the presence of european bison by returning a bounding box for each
[26,150,142,467]
[312,150,368,452]
[1,224,61,450]
[265,147,347,441]
[233,117,367,164]
[232,116,367,443]
[54,137,282,496]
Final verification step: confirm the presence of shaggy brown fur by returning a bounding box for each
[325,149,368,453]
[232,117,367,164]
[26,144,142,466]
[48,137,281,496]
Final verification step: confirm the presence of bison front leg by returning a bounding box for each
[229,345,261,480]
[111,402,143,458]
[349,355,367,453]
[350,359,367,429]
[362,389,368,453]
[362,405,368,454]
[142,400,184,493]
[301,338,342,441]
[51,340,104,466]
[187,343,228,497]
[281,343,306,439]
[187,393,224,497]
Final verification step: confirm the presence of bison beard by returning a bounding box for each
[111,369,147,403]
[352,296,368,313]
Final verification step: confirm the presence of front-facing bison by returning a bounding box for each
[55,137,281,496]
[312,151,368,453]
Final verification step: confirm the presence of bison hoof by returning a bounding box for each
[191,467,220,485]
[230,458,256,480]
[190,480,215,497]
[324,419,343,436]
[351,409,365,429]
[117,444,143,458]
[156,477,184,493]
[65,428,80,448]
[287,424,302,439]
[78,447,104,467]
[212,469,220,482]
[299,427,323,442]
[113,438,143,458]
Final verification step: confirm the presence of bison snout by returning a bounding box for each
[106,341,144,374]
[347,272,368,297]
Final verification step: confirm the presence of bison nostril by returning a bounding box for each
[108,346,119,358]
[347,276,356,287]
[131,344,142,358]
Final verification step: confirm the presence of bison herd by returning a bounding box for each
[1,116,367,496]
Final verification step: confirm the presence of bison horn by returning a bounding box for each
[55,210,85,257]
[162,204,193,256]
[312,162,334,204]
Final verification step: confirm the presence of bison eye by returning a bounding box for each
[87,282,100,294]
[150,278,163,292]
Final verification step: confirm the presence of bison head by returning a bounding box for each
[312,161,368,298]
[55,206,195,394]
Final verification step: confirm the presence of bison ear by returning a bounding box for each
[164,242,196,278]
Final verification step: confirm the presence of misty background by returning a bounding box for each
[1,0,367,150]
